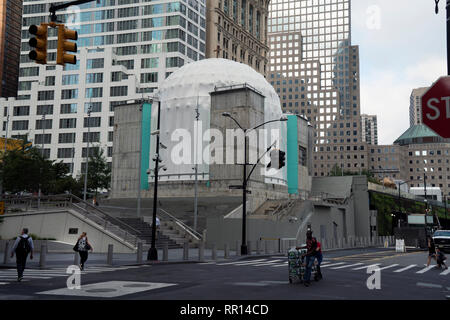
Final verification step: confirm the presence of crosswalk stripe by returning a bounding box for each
[416,266,435,274]
[320,262,346,268]
[378,264,399,271]
[440,268,450,276]
[271,262,289,267]
[216,259,268,266]
[0,275,51,279]
[394,265,417,273]
[352,264,380,270]
[331,263,363,270]
[251,260,284,266]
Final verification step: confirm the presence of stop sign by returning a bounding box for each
[421,76,450,138]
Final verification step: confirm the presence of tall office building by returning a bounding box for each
[409,87,428,127]
[0,0,23,98]
[0,0,206,177]
[267,0,367,177]
[205,0,269,75]
[361,114,377,145]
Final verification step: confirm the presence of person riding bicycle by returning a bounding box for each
[300,229,318,287]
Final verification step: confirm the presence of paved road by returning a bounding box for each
[0,248,448,300]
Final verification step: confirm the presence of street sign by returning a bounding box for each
[421,76,450,138]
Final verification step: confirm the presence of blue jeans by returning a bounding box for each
[316,252,323,265]
[304,255,315,282]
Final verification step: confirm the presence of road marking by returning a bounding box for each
[440,268,450,276]
[271,262,289,267]
[352,264,380,270]
[378,264,399,271]
[0,282,7,285]
[319,262,346,268]
[251,260,284,266]
[330,263,363,270]
[37,281,177,298]
[394,265,417,273]
[416,266,435,274]
[416,282,443,289]
[231,282,269,287]
[217,259,268,266]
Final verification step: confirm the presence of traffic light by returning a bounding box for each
[57,25,78,66]
[267,149,279,169]
[267,149,286,169]
[29,24,48,65]
[279,150,286,169]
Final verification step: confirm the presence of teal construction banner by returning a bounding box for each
[141,102,152,190]
[286,115,298,194]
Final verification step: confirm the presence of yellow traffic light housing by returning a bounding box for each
[29,24,48,65]
[57,26,78,66]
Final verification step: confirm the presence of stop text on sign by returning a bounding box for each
[425,96,450,120]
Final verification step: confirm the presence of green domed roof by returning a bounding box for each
[394,124,442,145]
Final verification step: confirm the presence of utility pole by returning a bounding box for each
[435,0,450,75]
[193,96,199,232]
[148,100,161,261]
[83,106,92,202]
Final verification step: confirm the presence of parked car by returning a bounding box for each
[432,230,450,253]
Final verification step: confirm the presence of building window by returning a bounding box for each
[84,117,101,128]
[60,104,77,114]
[58,133,76,144]
[59,118,77,129]
[12,120,29,131]
[57,148,75,158]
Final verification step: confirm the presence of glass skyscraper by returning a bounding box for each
[267,0,367,177]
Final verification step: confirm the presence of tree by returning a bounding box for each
[1,145,82,195]
[79,146,111,197]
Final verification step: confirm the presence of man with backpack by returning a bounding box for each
[10,228,34,282]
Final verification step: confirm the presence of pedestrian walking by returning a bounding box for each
[74,232,93,270]
[436,248,448,270]
[426,237,437,267]
[300,229,318,287]
[10,228,34,282]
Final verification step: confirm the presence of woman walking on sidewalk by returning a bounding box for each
[76,232,93,270]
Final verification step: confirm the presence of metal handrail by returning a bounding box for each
[158,208,202,240]
[71,203,139,246]
[69,194,142,235]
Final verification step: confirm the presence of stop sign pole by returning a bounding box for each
[421,76,450,138]
[434,0,450,75]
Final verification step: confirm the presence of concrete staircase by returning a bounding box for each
[117,218,183,249]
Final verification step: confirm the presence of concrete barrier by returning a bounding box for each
[183,242,189,261]
[247,241,252,255]
[137,242,143,263]
[199,243,205,262]
[256,240,261,255]
[224,243,230,259]
[265,240,269,254]
[338,239,343,248]
[163,244,168,261]
[107,244,113,265]
[235,240,240,256]
[3,241,10,264]
[39,242,47,269]
[212,243,217,260]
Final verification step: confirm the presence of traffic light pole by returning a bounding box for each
[435,0,450,75]
[49,0,98,22]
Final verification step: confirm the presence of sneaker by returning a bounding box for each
[17,277,23,282]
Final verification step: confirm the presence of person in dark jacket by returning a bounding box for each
[426,237,437,267]
[10,228,34,282]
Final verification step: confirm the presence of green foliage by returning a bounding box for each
[329,164,381,185]
[1,146,84,196]
[79,146,111,197]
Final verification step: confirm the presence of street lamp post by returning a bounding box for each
[222,112,287,255]
[83,106,92,203]
[147,100,161,261]
[434,0,450,75]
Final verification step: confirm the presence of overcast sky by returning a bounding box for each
[351,0,446,145]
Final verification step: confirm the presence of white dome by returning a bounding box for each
[159,58,282,119]
[149,58,286,185]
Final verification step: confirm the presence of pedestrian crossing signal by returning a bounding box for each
[279,150,286,169]
[57,25,78,66]
[28,24,48,65]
